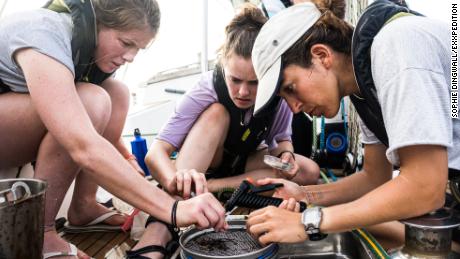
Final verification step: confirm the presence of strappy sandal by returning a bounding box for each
[125,215,180,259]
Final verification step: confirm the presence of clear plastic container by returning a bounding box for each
[263,155,292,171]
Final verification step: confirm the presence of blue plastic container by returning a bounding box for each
[130,128,151,176]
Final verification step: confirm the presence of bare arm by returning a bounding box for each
[17,48,177,221]
[16,49,226,229]
[114,138,144,175]
[256,144,392,204]
[302,144,393,206]
[248,144,447,244]
[114,138,130,157]
[145,139,177,191]
[320,144,447,233]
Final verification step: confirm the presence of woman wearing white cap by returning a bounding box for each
[246,0,457,246]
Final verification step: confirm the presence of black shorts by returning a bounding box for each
[205,149,249,179]
[0,79,10,94]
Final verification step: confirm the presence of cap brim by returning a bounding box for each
[254,57,283,117]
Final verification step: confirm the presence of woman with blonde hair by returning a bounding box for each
[0,0,226,257]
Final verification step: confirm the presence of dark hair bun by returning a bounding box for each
[312,0,346,19]
[228,4,267,33]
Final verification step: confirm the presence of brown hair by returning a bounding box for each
[219,4,267,63]
[93,0,161,35]
[282,0,353,68]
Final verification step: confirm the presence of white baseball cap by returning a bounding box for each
[252,3,321,117]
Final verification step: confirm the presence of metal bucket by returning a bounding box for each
[180,219,278,259]
[0,178,47,259]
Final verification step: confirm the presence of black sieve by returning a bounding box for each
[184,229,262,256]
[179,221,278,259]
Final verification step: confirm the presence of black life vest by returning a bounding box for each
[350,0,420,147]
[213,65,276,157]
[44,0,113,85]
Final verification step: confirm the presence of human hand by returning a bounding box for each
[168,169,208,199]
[257,178,306,201]
[175,193,227,231]
[279,197,301,212]
[275,152,299,180]
[247,206,307,245]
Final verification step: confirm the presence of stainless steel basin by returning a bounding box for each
[278,232,374,259]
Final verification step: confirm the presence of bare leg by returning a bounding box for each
[292,154,320,185]
[175,103,230,172]
[0,92,46,169]
[68,79,129,226]
[0,83,112,258]
[129,222,172,259]
[131,104,229,258]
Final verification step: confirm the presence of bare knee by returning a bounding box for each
[294,154,320,185]
[102,78,130,114]
[201,103,230,148]
[76,83,112,133]
[200,103,230,130]
[99,79,130,142]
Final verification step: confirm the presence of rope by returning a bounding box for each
[312,115,318,152]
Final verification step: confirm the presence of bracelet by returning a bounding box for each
[125,154,137,161]
[276,150,296,161]
[171,200,179,230]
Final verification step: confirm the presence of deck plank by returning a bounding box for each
[70,232,93,246]
[83,232,119,257]
[94,232,134,259]
[78,232,106,251]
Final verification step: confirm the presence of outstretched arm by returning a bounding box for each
[248,144,447,244]
[320,144,447,233]
[114,138,145,176]
[302,143,393,206]
[17,49,225,229]
[256,144,392,204]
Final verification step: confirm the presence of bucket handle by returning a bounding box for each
[0,181,31,205]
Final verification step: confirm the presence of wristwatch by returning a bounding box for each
[301,207,327,241]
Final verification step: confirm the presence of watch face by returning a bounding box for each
[302,207,322,234]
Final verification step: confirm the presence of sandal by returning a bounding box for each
[125,216,180,259]
[43,243,78,259]
[63,210,125,233]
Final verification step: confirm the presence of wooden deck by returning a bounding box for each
[61,230,135,259]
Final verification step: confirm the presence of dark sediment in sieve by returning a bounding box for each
[184,230,262,256]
